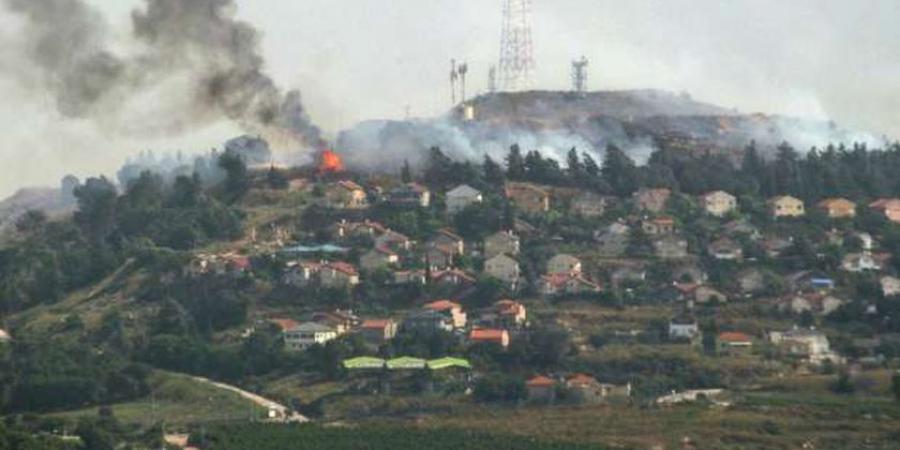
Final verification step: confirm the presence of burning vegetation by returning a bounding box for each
[318,149,345,174]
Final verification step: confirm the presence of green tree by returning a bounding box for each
[401,159,413,183]
[602,144,639,196]
[506,144,525,180]
[218,153,249,201]
[73,176,119,239]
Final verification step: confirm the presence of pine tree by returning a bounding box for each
[401,160,413,183]
[483,154,505,189]
[506,144,526,180]
[602,144,639,196]
[566,147,584,183]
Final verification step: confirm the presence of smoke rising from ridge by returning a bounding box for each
[2,0,324,150]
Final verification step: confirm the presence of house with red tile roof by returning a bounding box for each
[359,319,398,344]
[641,216,676,236]
[869,198,900,223]
[817,198,857,219]
[269,318,300,332]
[718,332,754,348]
[526,375,557,402]
[432,269,477,287]
[320,261,360,288]
[469,328,510,348]
[539,273,601,297]
[423,300,467,329]
[493,300,527,326]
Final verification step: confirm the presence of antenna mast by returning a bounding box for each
[488,66,498,93]
[458,62,469,102]
[498,0,535,91]
[450,59,459,106]
[571,56,589,93]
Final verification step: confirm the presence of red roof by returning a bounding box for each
[869,198,900,209]
[328,261,359,276]
[495,299,524,316]
[424,300,461,312]
[652,216,675,226]
[566,373,598,387]
[526,375,555,388]
[719,332,753,343]
[228,256,251,270]
[469,328,507,343]
[361,319,393,330]
[818,198,855,208]
[542,273,601,290]
[432,269,476,284]
[270,318,300,331]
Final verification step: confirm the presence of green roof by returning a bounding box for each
[342,357,386,370]
[427,357,472,371]
[386,356,427,370]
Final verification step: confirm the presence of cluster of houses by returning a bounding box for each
[273,298,528,352]
[525,373,631,404]
[182,173,900,394]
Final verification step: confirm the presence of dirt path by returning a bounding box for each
[191,376,308,423]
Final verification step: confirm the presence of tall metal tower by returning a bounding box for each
[571,56,589,93]
[498,0,535,92]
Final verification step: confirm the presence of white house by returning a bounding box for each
[668,317,699,340]
[881,276,900,297]
[769,328,841,364]
[446,184,483,213]
[283,322,338,351]
[842,253,881,273]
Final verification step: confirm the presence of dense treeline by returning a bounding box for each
[0,158,245,314]
[0,340,151,413]
[195,423,607,450]
[421,141,900,202]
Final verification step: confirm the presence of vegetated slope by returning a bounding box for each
[199,423,608,450]
[0,187,72,239]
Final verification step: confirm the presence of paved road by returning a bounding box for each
[191,376,308,423]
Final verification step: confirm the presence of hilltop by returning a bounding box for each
[337,90,882,173]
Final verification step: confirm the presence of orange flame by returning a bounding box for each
[319,149,345,173]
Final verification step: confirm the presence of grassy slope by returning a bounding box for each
[48,371,268,430]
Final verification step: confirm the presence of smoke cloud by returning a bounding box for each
[2,0,324,150]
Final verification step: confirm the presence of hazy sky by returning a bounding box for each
[1,0,898,196]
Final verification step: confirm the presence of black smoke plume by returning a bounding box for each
[3,0,325,150]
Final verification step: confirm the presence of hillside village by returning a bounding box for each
[3,138,900,449]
